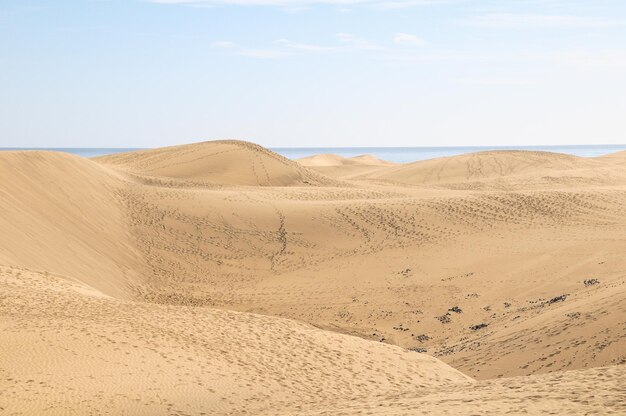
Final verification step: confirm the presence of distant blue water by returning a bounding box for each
[0,148,144,158]
[2,144,625,163]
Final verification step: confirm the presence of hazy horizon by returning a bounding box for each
[3,142,626,163]
[2,143,626,149]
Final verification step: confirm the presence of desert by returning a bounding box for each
[1,140,625,415]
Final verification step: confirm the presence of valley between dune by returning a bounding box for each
[1,140,625,415]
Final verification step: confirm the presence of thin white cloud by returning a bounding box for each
[463,13,626,29]
[149,0,351,5]
[274,39,339,52]
[393,33,425,46]
[373,0,454,9]
[212,35,626,74]
[210,34,387,59]
[236,48,289,58]
[211,39,331,59]
[336,33,382,50]
[148,0,452,8]
[211,40,236,48]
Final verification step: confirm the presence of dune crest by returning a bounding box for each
[350,154,395,166]
[298,153,394,167]
[598,150,626,165]
[298,153,395,179]
[97,140,338,187]
[356,150,607,186]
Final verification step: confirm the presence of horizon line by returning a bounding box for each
[2,143,626,150]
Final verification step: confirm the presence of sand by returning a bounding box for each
[97,140,338,187]
[297,153,396,179]
[1,140,625,414]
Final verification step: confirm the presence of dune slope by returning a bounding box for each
[289,365,626,415]
[97,140,337,187]
[91,144,626,378]
[102,145,626,379]
[598,150,626,165]
[0,151,143,299]
[357,150,610,188]
[298,153,394,167]
[0,265,471,415]
[298,153,395,179]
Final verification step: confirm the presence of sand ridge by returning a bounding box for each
[352,150,622,189]
[298,153,396,179]
[597,150,626,165]
[298,153,395,167]
[96,140,341,187]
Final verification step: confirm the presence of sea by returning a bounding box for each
[1,144,626,163]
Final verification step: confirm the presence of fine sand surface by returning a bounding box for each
[1,140,626,414]
[297,153,396,179]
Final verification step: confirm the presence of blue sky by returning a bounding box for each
[1,0,626,148]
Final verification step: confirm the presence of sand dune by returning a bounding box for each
[0,151,143,299]
[598,150,626,165]
[350,154,395,166]
[1,141,626,414]
[298,153,395,179]
[0,266,470,415]
[298,153,394,167]
[355,150,612,188]
[97,140,337,187]
[297,153,350,167]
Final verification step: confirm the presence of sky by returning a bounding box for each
[1,0,626,148]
